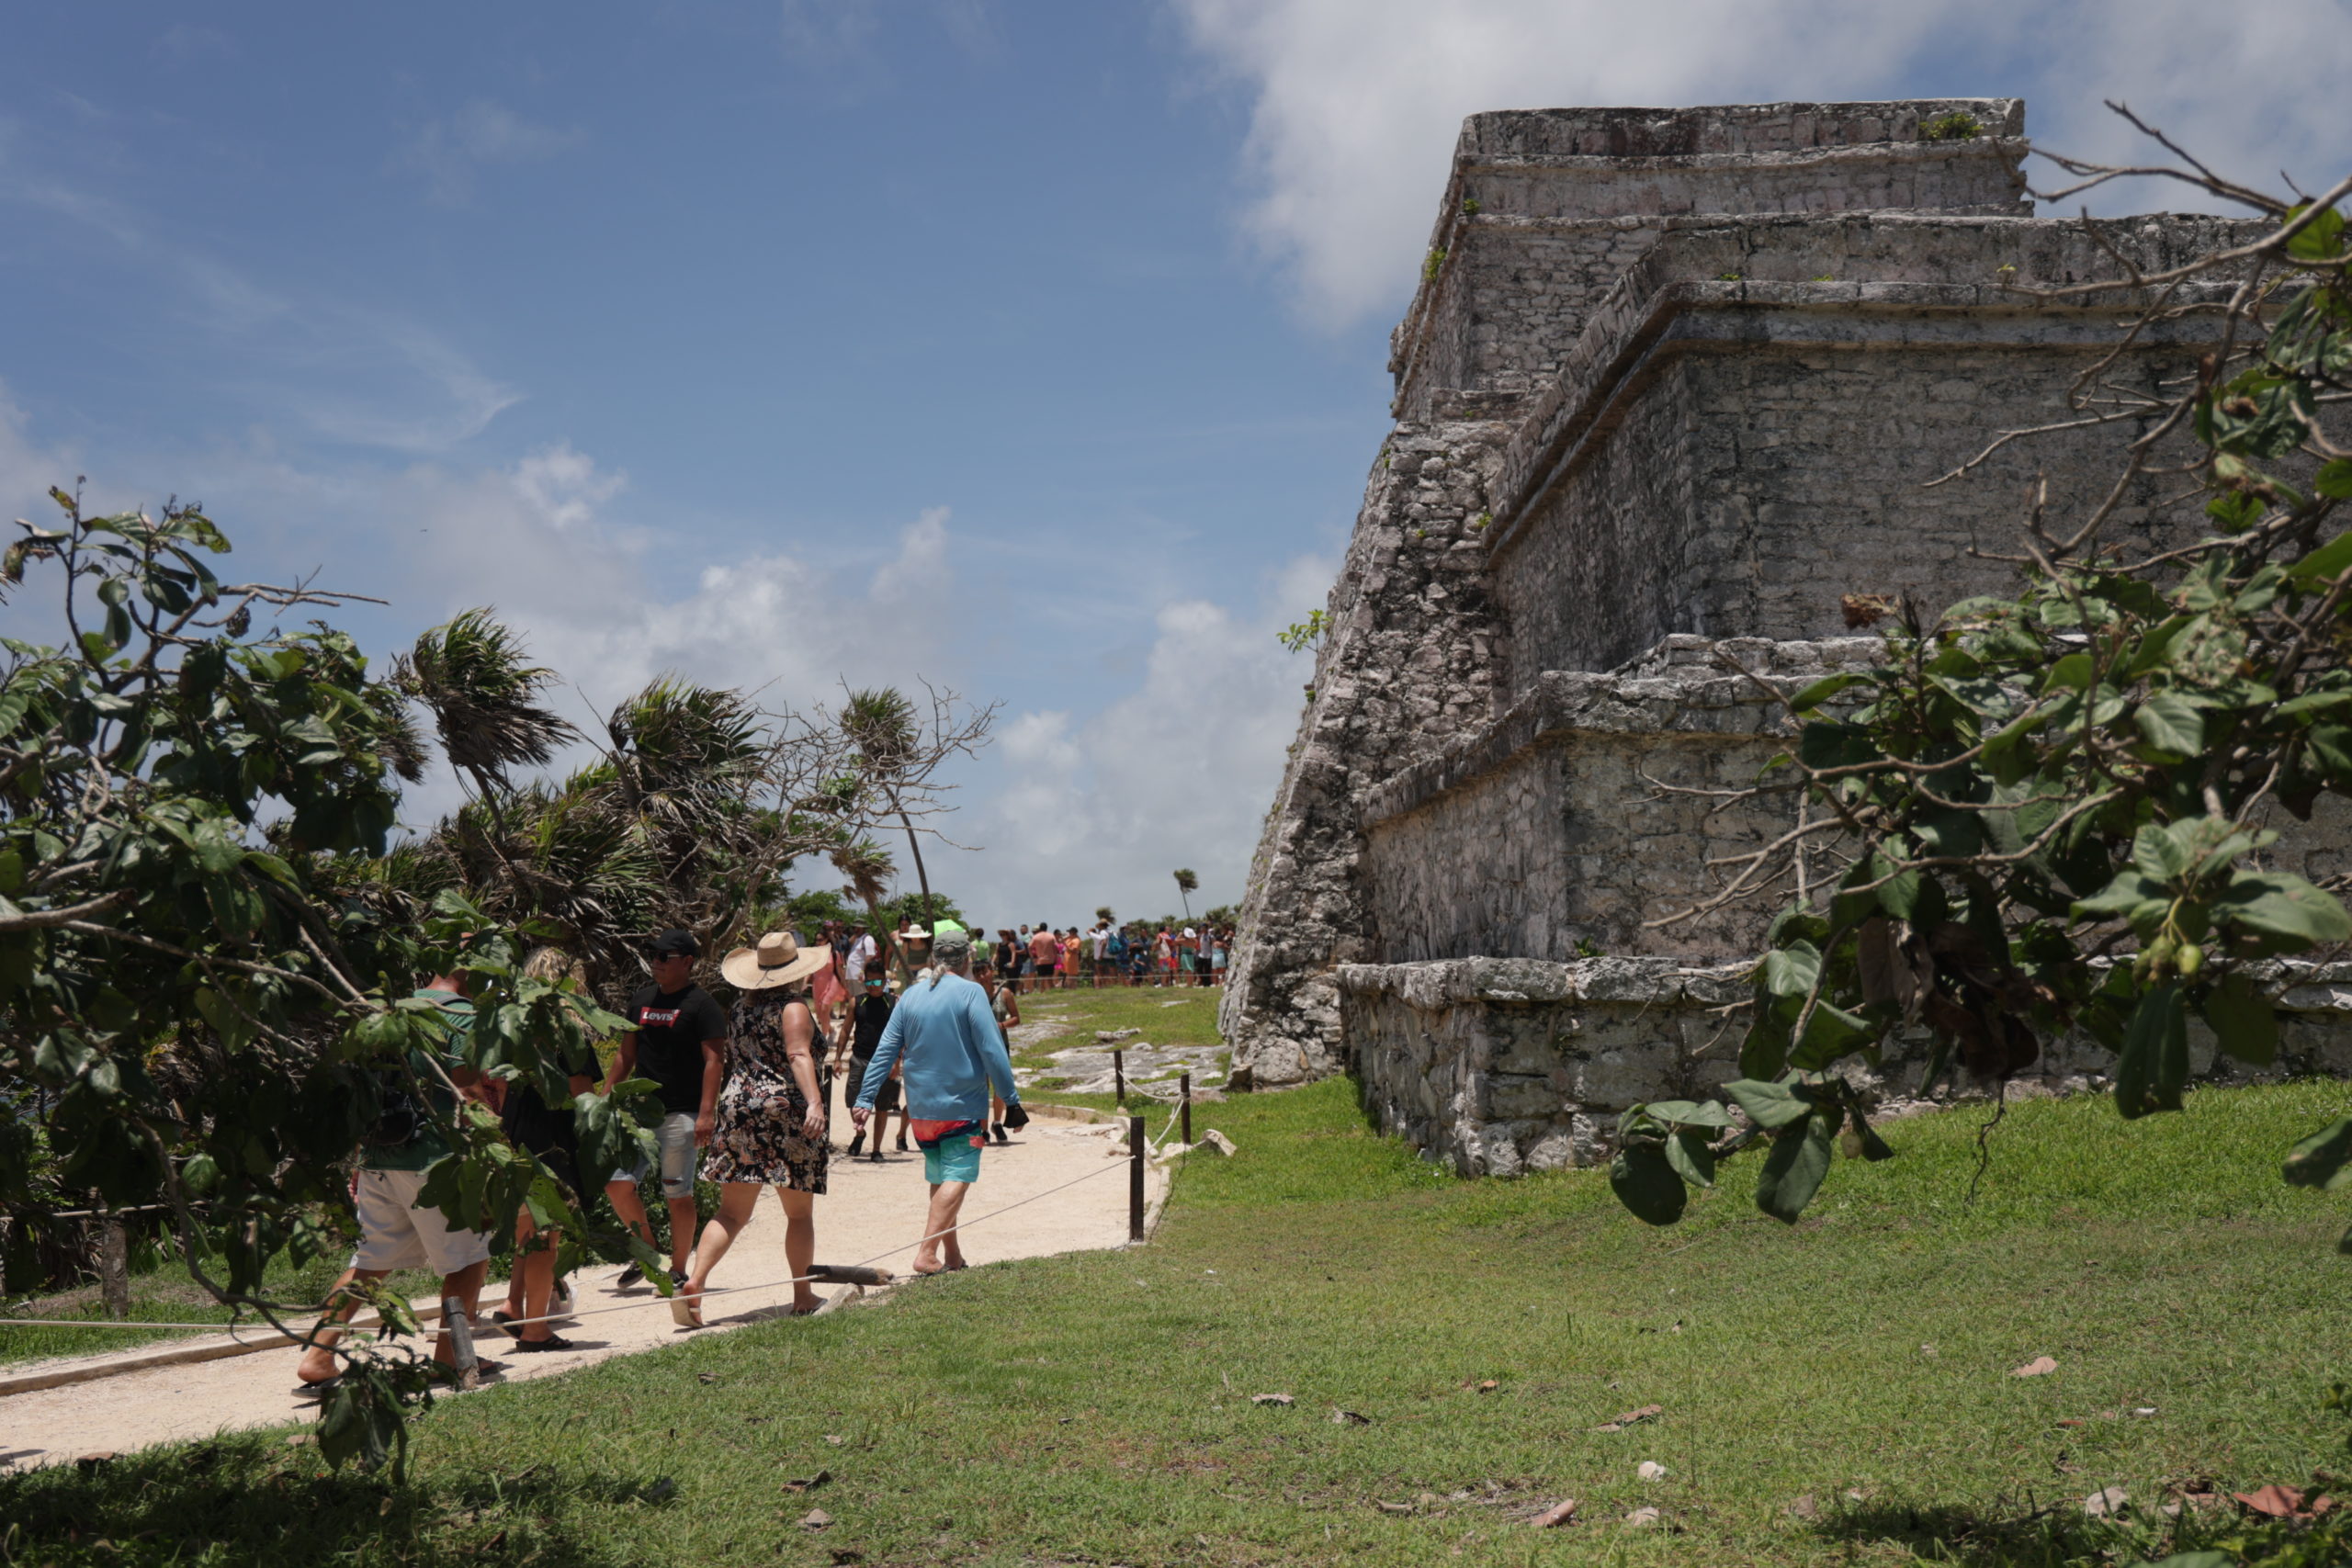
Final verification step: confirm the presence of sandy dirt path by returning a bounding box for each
[1,1116,1154,1469]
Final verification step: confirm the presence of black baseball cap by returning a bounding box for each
[650,930,701,958]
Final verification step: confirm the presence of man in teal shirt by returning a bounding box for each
[296,967,498,1389]
[851,927,1023,1274]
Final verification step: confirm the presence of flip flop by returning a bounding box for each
[670,1290,704,1329]
[293,1376,342,1397]
[508,1333,575,1353]
[491,1310,524,1337]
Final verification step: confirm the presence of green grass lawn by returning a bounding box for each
[8,1050,2352,1566]
[1008,984,1227,1083]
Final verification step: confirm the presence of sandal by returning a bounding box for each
[492,1309,524,1337]
[508,1332,575,1353]
[293,1375,342,1397]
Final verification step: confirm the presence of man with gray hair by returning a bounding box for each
[851,925,1024,1274]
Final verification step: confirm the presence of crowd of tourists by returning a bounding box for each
[820,917,1236,991]
[293,920,1025,1391]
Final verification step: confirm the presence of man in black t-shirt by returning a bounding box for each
[842,975,897,1159]
[603,930,728,1285]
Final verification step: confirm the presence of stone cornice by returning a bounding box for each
[1359,636,1883,831]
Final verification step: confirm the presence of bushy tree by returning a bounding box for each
[0,491,646,1473]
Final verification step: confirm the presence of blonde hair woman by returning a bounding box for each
[673,931,831,1326]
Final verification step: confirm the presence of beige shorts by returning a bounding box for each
[349,1167,493,1276]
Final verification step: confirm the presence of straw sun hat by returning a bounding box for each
[719,931,831,991]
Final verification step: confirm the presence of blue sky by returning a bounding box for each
[3,1,2346,926]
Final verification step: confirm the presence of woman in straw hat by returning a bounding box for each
[673,931,833,1326]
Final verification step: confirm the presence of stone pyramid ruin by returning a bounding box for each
[1219,98,2352,1174]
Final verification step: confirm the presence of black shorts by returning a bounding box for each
[851,1056,901,1114]
[503,1092,583,1198]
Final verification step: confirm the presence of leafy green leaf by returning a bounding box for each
[1786,671,1866,713]
[2132,693,2205,758]
[2283,200,2346,262]
[1755,1112,1836,1224]
[1609,1143,1689,1225]
[1723,1077,1811,1130]
[2316,459,2352,502]
[2075,868,2169,919]
[2290,529,2352,582]
[1663,1129,1717,1190]
[1759,942,1822,998]
[2214,870,2352,947]
[2115,984,2186,1120]
[1642,1100,1733,1129]
[1797,722,1878,772]
[2202,973,2277,1066]
[1789,998,1877,1069]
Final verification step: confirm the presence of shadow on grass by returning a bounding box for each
[0,1434,671,1567]
[1807,1493,2297,1566]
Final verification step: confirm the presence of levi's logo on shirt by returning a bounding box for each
[639,1009,683,1028]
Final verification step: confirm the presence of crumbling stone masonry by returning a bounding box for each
[1219,98,2350,1171]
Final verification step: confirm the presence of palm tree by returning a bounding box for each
[1173,869,1198,920]
[841,687,933,908]
[394,608,578,831]
[827,830,902,977]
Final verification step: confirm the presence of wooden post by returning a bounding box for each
[443,1294,479,1388]
[1128,1115,1146,1243]
[1113,1049,1125,1107]
[1180,1072,1192,1145]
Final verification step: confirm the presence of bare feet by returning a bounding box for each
[671,1280,705,1328]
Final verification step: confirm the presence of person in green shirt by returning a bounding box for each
[296,967,501,1390]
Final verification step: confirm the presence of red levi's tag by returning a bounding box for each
[639,1009,682,1027]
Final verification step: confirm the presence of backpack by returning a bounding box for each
[363,1063,425,1149]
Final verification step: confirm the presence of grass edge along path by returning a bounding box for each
[6,1071,2352,1566]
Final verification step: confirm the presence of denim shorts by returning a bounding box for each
[620,1111,700,1199]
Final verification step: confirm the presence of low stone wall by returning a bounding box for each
[1340,955,2352,1178]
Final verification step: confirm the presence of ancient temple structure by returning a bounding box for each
[1219,99,2349,1173]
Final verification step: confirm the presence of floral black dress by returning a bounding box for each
[704,990,828,1193]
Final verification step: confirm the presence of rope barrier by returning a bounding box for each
[0,1139,1146,1337]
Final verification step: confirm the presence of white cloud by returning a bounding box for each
[391,100,586,206]
[513,442,625,529]
[942,551,1334,928]
[1172,0,2352,326]
[396,447,963,728]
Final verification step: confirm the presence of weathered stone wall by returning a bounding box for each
[1341,956,2352,1177]
[1495,336,2199,679]
[1360,638,1879,963]
[1217,418,1512,1088]
[1391,103,2030,419]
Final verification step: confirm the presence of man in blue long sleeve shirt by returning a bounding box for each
[852,927,1025,1274]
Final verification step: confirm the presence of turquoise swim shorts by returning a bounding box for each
[924,1134,984,1184]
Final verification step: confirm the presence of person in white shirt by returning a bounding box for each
[842,926,879,988]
